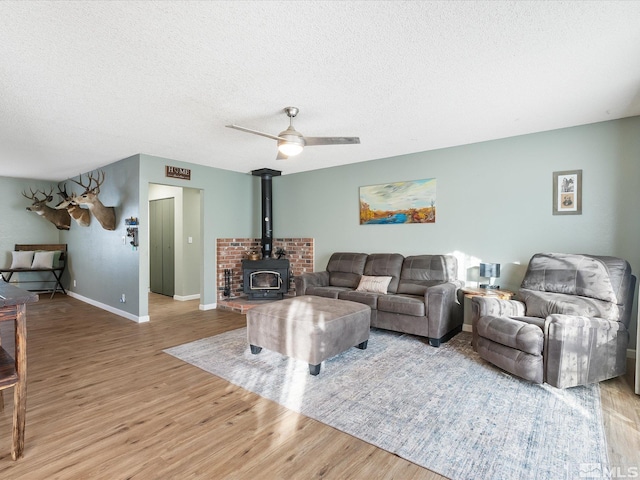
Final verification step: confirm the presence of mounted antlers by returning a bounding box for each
[22,187,71,230]
[70,171,116,231]
[55,183,91,227]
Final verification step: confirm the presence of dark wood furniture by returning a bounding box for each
[0,282,37,459]
[0,244,67,298]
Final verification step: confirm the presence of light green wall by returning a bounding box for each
[138,154,255,317]
[0,154,254,320]
[0,154,253,321]
[274,117,640,348]
[61,156,141,317]
[182,187,202,297]
[1,118,638,348]
[0,176,62,261]
[0,176,66,289]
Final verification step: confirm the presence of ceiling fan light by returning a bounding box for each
[278,141,304,157]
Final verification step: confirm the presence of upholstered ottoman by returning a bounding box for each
[246,295,371,375]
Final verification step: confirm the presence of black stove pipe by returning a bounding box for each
[251,168,281,259]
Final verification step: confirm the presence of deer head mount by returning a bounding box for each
[55,183,91,227]
[70,171,116,231]
[22,187,71,230]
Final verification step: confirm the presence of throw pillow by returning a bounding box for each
[356,275,393,294]
[52,250,63,268]
[10,251,34,269]
[31,251,55,269]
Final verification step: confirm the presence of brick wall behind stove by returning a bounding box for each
[216,238,314,302]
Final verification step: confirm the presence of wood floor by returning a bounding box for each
[0,294,637,479]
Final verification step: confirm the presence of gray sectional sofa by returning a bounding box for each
[294,252,464,346]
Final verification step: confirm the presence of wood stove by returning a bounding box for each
[242,258,289,299]
[242,168,290,299]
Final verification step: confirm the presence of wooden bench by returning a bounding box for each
[0,244,67,298]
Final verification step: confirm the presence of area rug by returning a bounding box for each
[164,328,609,480]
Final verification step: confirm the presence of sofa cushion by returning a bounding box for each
[356,275,392,294]
[396,280,443,296]
[510,316,546,330]
[338,290,381,309]
[306,286,354,299]
[363,253,404,293]
[397,255,458,294]
[327,252,368,288]
[378,294,425,317]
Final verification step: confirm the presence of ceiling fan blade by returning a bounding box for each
[276,150,289,160]
[226,124,284,141]
[304,136,361,146]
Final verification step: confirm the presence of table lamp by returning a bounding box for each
[479,262,500,289]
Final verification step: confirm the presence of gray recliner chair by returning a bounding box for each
[471,253,636,388]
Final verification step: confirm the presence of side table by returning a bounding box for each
[461,287,515,331]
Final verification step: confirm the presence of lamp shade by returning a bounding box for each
[278,141,304,156]
[277,126,305,157]
[479,262,500,278]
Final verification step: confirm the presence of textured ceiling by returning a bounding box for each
[1,1,640,181]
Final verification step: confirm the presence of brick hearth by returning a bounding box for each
[217,293,296,314]
[216,237,314,310]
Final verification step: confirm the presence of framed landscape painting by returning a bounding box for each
[359,178,436,224]
[553,170,582,215]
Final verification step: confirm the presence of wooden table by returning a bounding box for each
[460,287,515,301]
[0,282,38,460]
[461,287,515,330]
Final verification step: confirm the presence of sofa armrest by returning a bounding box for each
[294,271,330,296]
[470,297,526,325]
[424,282,460,340]
[545,314,629,388]
[470,297,526,348]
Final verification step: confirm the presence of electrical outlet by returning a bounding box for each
[120,294,126,303]
[73,280,76,287]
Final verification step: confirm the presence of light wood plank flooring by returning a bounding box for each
[0,293,637,479]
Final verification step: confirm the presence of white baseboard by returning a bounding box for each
[627,348,636,360]
[173,294,200,301]
[199,302,217,311]
[67,291,149,323]
[462,324,472,333]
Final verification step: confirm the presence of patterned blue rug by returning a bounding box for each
[164,328,609,480]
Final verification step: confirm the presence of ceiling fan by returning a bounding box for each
[226,107,360,160]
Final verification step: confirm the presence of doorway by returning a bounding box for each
[149,197,175,296]
[148,184,203,305]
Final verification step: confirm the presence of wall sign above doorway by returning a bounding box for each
[165,165,191,180]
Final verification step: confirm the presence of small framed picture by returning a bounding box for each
[553,170,582,215]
